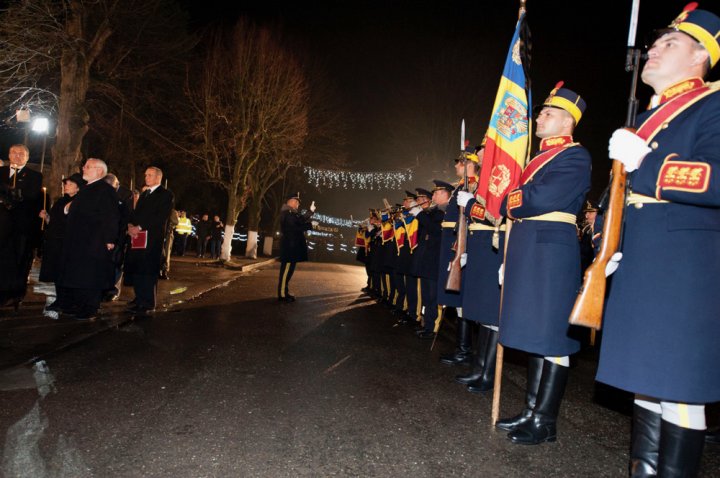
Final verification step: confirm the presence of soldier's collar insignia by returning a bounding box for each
[658,77,705,105]
[540,135,573,150]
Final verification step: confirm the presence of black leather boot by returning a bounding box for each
[507,359,569,445]
[467,329,499,393]
[455,326,490,384]
[656,420,705,478]
[630,404,661,477]
[440,316,473,365]
[495,355,544,431]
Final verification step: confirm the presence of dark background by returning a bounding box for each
[5,0,718,224]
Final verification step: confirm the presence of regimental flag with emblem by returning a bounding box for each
[476,11,532,226]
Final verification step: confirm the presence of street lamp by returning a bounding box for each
[31,117,49,173]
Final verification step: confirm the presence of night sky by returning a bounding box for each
[189,0,718,221]
[7,1,718,223]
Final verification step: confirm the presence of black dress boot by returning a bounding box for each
[630,404,661,477]
[440,316,473,365]
[455,326,491,384]
[496,355,544,431]
[656,420,705,478]
[467,329,499,393]
[507,359,569,445]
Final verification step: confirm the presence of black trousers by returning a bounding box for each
[129,273,158,309]
[393,271,406,311]
[68,287,102,315]
[278,261,297,298]
[405,275,419,320]
[420,277,438,332]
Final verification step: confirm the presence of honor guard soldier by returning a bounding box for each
[366,209,383,298]
[579,200,602,273]
[277,192,317,302]
[496,82,591,445]
[408,187,442,338]
[455,142,507,394]
[378,204,398,307]
[438,148,480,366]
[597,5,720,476]
[393,191,420,322]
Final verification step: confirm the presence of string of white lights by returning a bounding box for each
[304,166,413,190]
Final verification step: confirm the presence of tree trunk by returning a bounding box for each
[245,196,262,259]
[221,192,241,261]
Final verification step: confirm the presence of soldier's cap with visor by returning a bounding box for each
[415,187,432,199]
[541,81,587,125]
[455,142,481,164]
[404,190,418,200]
[656,2,720,69]
[63,172,87,190]
[583,200,600,213]
[286,192,301,201]
[432,179,455,194]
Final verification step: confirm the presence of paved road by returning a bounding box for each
[0,262,718,477]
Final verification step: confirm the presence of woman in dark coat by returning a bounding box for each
[39,173,85,311]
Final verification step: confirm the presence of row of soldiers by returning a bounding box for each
[355,4,720,476]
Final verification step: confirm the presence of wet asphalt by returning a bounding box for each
[0,262,718,477]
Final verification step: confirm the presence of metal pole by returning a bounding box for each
[39,135,47,173]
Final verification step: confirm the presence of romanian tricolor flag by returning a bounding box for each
[355,228,367,249]
[394,222,405,253]
[404,215,419,251]
[381,218,394,243]
[476,12,531,225]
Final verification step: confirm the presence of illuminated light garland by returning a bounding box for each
[304,166,413,190]
[311,213,358,228]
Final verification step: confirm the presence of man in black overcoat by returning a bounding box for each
[277,192,316,302]
[124,166,174,314]
[57,159,119,319]
[0,144,43,307]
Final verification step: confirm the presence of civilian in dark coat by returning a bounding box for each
[124,167,174,313]
[277,192,316,302]
[57,160,120,319]
[102,174,133,301]
[0,144,43,308]
[195,214,212,257]
[39,173,86,311]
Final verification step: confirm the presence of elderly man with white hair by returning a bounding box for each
[56,158,120,320]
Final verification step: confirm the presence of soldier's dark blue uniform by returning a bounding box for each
[411,187,444,338]
[495,83,590,446]
[596,6,720,476]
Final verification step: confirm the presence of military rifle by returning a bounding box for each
[445,120,468,292]
[568,0,641,330]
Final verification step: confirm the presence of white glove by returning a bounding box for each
[498,263,504,286]
[457,190,474,208]
[608,129,651,172]
[311,220,319,228]
[605,252,623,277]
[460,253,467,268]
[410,206,422,216]
[309,201,317,212]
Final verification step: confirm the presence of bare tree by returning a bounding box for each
[185,19,309,261]
[0,0,192,197]
[244,55,349,258]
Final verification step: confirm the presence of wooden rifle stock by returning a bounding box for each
[445,207,467,292]
[568,159,627,330]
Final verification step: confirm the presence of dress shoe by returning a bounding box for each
[159,272,169,280]
[416,330,435,340]
[278,296,295,303]
[72,311,98,321]
[45,301,62,312]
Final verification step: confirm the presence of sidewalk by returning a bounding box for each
[0,255,277,370]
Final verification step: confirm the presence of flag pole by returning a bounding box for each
[491,0,528,427]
